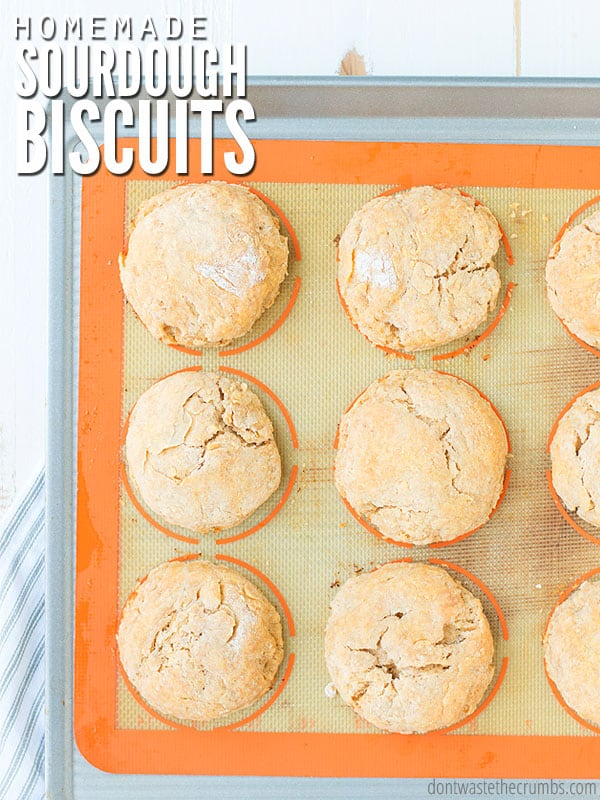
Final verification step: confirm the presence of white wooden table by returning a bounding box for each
[2,0,600,515]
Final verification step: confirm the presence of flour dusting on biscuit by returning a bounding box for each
[337,185,502,352]
[120,182,289,347]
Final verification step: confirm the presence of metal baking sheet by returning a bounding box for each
[47,78,600,799]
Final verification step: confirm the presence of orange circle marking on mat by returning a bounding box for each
[219,276,301,357]
[215,553,296,638]
[216,465,298,545]
[218,365,298,448]
[432,283,516,362]
[545,471,600,547]
[429,557,509,642]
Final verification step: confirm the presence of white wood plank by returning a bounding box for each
[231,0,341,74]
[232,0,516,76]
[12,171,48,501]
[366,0,516,76]
[521,0,600,76]
[1,0,20,513]
[0,184,16,512]
[5,0,49,511]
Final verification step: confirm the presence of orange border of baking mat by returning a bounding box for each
[75,138,600,778]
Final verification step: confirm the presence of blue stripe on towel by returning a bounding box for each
[0,470,45,800]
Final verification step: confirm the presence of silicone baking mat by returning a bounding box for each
[74,139,600,778]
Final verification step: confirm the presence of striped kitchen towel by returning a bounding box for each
[0,470,45,800]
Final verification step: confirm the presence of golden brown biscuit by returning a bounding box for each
[546,210,600,349]
[544,580,600,727]
[125,371,281,533]
[334,369,508,545]
[325,561,495,734]
[337,186,502,352]
[119,182,289,347]
[550,387,600,528]
[117,559,284,721]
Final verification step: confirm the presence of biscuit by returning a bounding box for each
[119,182,289,348]
[337,186,502,352]
[334,369,508,545]
[546,210,600,349]
[325,561,495,734]
[125,371,281,533]
[117,559,284,721]
[544,580,600,727]
[550,387,600,528]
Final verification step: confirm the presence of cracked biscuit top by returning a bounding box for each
[337,185,503,352]
[325,561,494,734]
[550,387,600,528]
[119,182,289,348]
[125,371,282,533]
[546,210,600,349]
[544,580,600,727]
[334,369,508,545]
[117,559,284,721]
